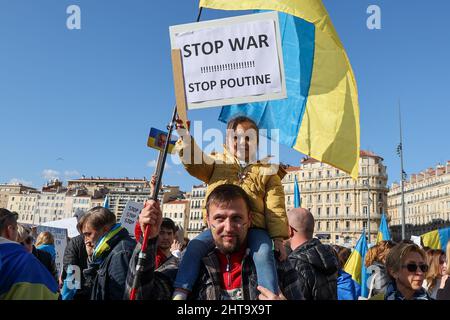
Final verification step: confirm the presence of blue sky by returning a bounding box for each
[0,0,449,192]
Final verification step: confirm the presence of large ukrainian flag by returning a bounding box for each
[343,230,368,298]
[421,227,450,250]
[201,0,360,178]
[0,238,59,300]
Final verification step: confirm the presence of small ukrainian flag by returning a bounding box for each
[376,213,391,244]
[147,128,176,154]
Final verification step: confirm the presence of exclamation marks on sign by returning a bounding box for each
[201,61,255,74]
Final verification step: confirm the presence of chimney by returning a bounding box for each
[410,174,417,183]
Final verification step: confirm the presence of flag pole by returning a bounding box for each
[129,6,203,300]
[129,104,177,300]
[399,101,406,240]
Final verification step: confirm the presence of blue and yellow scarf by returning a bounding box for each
[92,223,124,264]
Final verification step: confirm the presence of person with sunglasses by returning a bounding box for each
[370,242,431,300]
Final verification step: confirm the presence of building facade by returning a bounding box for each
[187,183,207,239]
[68,177,183,220]
[388,161,450,240]
[7,192,40,224]
[0,183,37,210]
[282,150,389,247]
[162,200,190,234]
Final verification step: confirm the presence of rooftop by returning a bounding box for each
[284,166,302,172]
[300,150,383,165]
[68,177,147,182]
[165,200,189,205]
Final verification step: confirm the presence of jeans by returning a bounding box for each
[174,228,279,294]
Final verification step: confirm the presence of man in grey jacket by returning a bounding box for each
[287,208,339,300]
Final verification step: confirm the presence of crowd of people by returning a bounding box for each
[1,116,449,300]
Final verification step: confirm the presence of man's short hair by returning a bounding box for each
[287,208,315,239]
[0,208,18,234]
[161,218,177,233]
[205,184,252,216]
[79,206,116,231]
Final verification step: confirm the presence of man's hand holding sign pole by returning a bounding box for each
[129,10,195,302]
[129,104,178,300]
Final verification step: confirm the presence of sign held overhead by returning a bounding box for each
[170,11,286,110]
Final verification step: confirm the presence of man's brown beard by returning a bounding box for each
[216,236,243,255]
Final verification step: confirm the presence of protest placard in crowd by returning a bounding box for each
[119,201,144,236]
[170,11,286,109]
[36,225,68,276]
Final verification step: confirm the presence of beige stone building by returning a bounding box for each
[187,183,207,239]
[64,189,93,219]
[162,200,190,234]
[7,192,40,224]
[282,150,388,247]
[388,161,450,239]
[0,183,36,210]
[67,177,183,220]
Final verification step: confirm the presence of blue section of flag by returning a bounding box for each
[344,230,369,298]
[357,231,369,298]
[378,213,391,242]
[219,11,315,146]
[103,195,110,209]
[294,176,301,208]
[439,227,450,249]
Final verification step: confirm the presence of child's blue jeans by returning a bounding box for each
[174,228,279,294]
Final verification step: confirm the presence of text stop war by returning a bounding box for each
[183,34,269,58]
[188,74,272,93]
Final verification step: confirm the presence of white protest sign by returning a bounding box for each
[36,225,68,277]
[411,235,422,247]
[42,217,79,238]
[119,201,144,236]
[170,11,286,109]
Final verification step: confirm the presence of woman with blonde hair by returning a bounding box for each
[423,249,446,298]
[35,231,56,261]
[370,242,431,300]
[437,241,450,300]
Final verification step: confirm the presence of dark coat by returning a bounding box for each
[32,246,58,282]
[84,228,136,300]
[288,238,339,300]
[437,277,450,300]
[62,234,89,300]
[126,238,304,300]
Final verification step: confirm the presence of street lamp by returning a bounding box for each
[364,179,371,244]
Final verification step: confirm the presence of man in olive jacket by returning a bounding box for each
[287,208,339,300]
